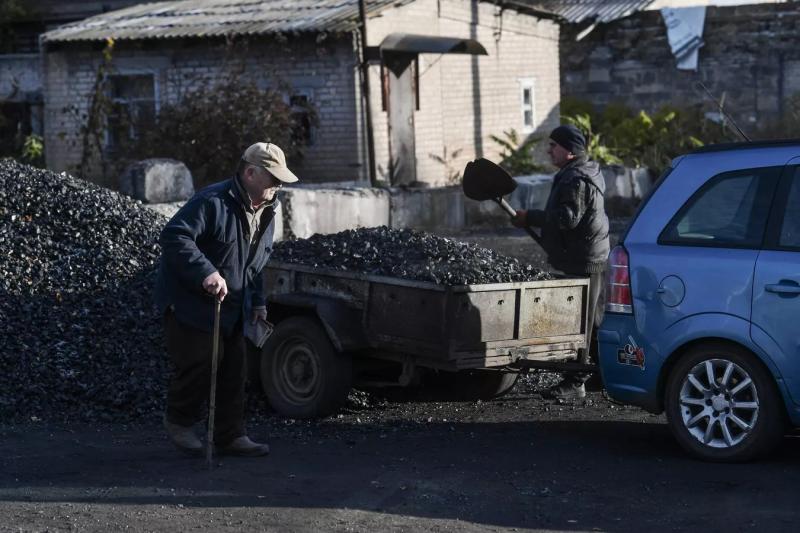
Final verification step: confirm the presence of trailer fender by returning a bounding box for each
[267,293,368,352]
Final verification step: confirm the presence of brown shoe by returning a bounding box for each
[163,415,203,455]
[217,436,270,457]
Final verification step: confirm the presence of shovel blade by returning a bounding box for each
[462,158,517,201]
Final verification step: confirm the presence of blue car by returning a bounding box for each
[598,139,800,462]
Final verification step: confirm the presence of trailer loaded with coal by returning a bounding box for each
[257,227,591,418]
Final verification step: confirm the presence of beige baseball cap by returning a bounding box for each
[242,142,299,183]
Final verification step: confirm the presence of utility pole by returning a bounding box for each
[359,0,378,186]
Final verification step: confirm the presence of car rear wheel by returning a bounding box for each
[665,343,784,462]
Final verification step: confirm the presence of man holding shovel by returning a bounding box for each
[511,125,610,399]
[155,142,298,456]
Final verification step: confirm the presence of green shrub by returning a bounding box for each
[21,134,44,167]
[562,113,622,165]
[429,146,463,185]
[123,78,317,189]
[489,129,546,175]
[562,100,730,175]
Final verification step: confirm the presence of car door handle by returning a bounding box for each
[765,283,800,295]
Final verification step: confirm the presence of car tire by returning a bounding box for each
[664,342,785,462]
[260,317,352,419]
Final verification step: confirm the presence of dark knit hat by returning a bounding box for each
[549,124,587,154]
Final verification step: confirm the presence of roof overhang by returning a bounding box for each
[365,32,487,61]
[380,33,487,55]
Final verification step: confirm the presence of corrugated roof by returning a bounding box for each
[520,0,655,24]
[41,0,409,43]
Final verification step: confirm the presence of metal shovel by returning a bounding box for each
[462,158,543,246]
[206,297,221,470]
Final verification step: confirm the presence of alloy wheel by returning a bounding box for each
[678,358,759,448]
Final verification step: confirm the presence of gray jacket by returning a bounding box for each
[526,156,610,275]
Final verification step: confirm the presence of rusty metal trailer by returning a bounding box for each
[255,262,591,418]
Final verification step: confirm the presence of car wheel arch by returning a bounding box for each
[656,337,786,419]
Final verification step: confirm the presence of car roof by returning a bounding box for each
[690,138,800,155]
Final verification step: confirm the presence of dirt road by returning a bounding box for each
[2,385,798,532]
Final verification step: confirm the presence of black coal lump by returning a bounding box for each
[0,159,167,423]
[271,227,550,285]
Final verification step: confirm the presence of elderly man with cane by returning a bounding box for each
[155,142,298,457]
[512,125,610,399]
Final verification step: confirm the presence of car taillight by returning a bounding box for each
[607,245,633,314]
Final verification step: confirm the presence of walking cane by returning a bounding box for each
[206,297,222,470]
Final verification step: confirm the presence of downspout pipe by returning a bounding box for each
[359,0,378,186]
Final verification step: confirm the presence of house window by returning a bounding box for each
[106,73,156,149]
[519,78,536,133]
[290,90,315,146]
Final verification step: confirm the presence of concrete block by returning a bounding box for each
[279,185,390,240]
[601,165,652,199]
[389,186,465,231]
[118,158,194,203]
[508,174,554,211]
[464,197,510,227]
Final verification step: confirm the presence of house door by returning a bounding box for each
[384,52,416,186]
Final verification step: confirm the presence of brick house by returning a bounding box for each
[40,0,562,188]
[0,0,140,158]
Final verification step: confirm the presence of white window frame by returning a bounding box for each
[518,78,536,134]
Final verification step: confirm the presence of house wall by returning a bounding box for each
[561,3,800,130]
[42,36,362,187]
[366,0,561,185]
[42,0,560,189]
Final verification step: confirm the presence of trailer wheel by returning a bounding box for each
[260,317,352,419]
[431,370,519,401]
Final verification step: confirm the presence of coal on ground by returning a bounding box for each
[0,159,167,423]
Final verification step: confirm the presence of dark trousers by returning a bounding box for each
[164,311,246,445]
[563,270,606,386]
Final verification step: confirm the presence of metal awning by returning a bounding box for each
[375,33,488,56]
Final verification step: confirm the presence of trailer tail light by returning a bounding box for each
[607,246,633,314]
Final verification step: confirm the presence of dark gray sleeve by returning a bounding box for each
[526,209,546,227]
[555,178,589,231]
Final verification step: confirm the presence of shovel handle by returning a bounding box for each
[493,198,543,246]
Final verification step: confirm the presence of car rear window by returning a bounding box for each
[659,166,781,249]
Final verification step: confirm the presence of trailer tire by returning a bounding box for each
[432,370,519,401]
[260,317,352,419]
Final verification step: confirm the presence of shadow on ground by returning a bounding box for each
[1,417,798,532]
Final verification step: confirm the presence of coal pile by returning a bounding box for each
[0,159,167,423]
[272,227,550,285]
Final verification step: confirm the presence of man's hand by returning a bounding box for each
[251,307,267,325]
[511,209,528,228]
[202,272,228,301]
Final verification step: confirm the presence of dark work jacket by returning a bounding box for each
[154,177,278,335]
[526,156,610,275]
